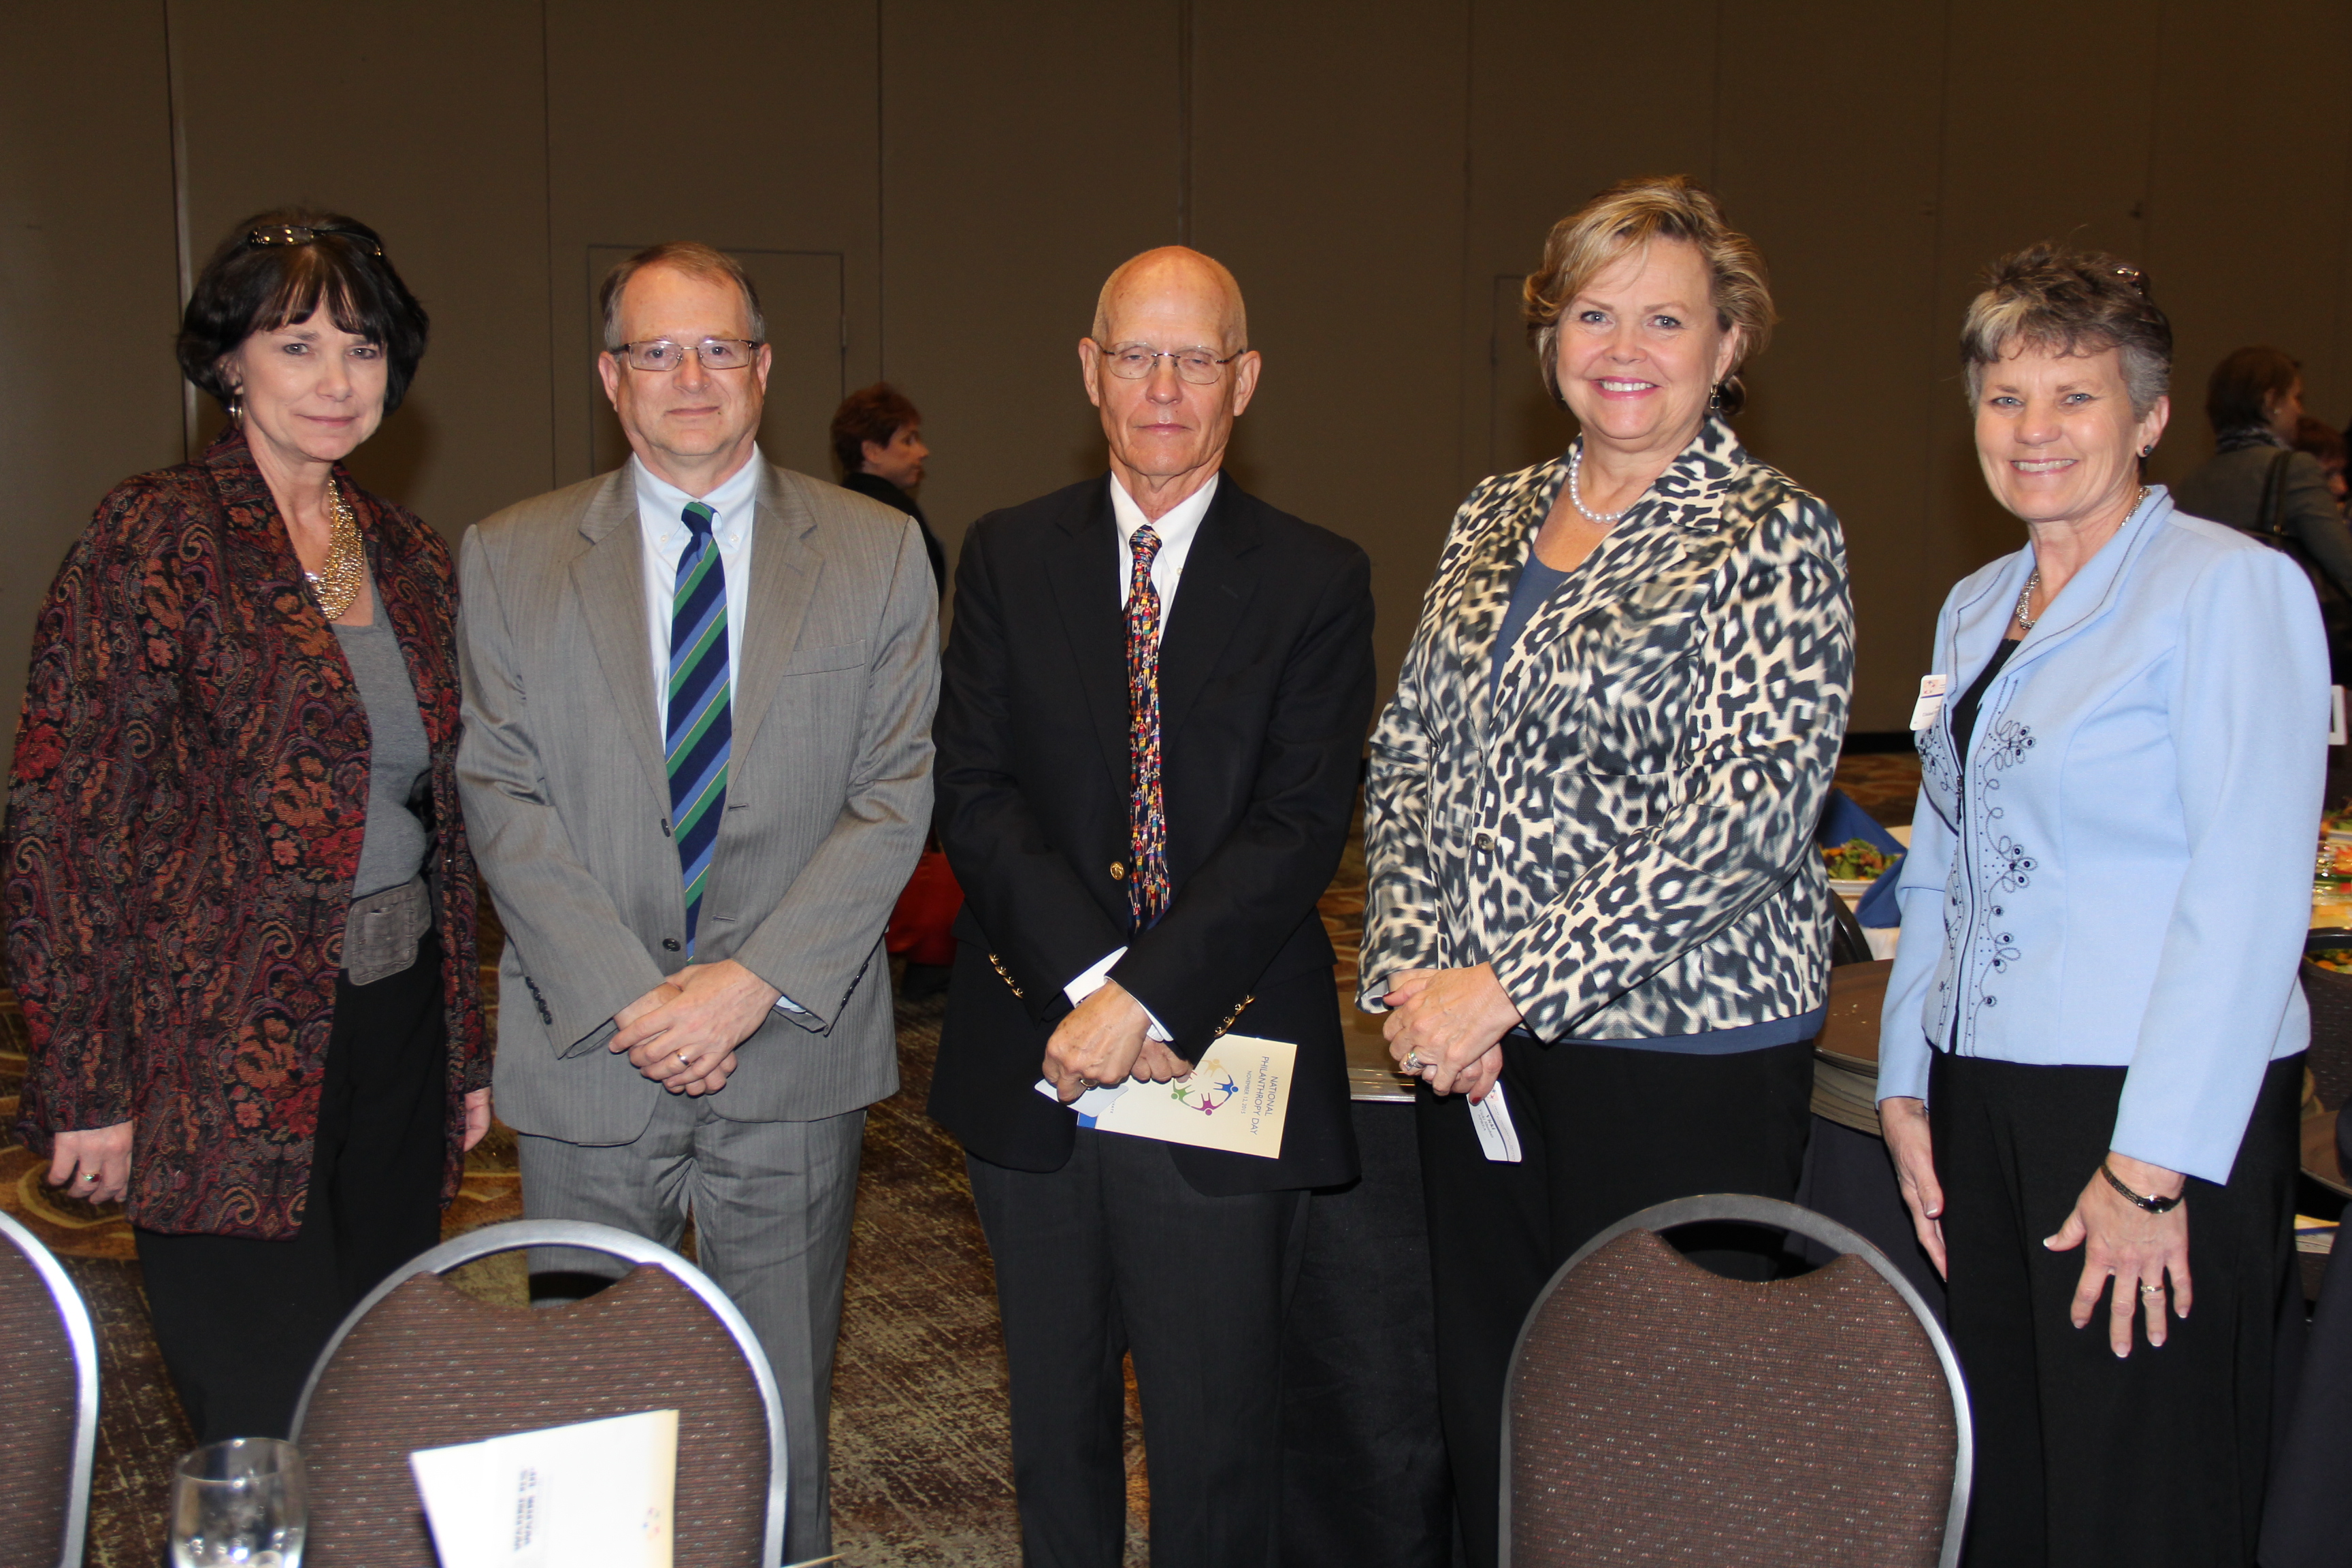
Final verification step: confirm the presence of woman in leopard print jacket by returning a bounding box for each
[1360,176,1852,1565]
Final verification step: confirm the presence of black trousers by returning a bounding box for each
[966,1130,1303,1568]
[136,934,449,1443]
[1416,1036,1814,1568]
[1930,1049,2301,1568]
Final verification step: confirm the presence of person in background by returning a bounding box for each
[3,210,488,1441]
[1879,246,2323,1567]
[2296,414,2347,508]
[929,246,1375,1565]
[1359,174,1853,1568]
[2174,344,2352,674]
[457,242,936,1561]
[832,382,947,595]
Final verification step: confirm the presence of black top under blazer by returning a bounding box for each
[928,473,1377,1195]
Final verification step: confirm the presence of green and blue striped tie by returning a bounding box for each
[666,500,730,951]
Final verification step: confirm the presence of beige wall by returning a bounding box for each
[10,0,2352,785]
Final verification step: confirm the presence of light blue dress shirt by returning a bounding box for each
[1876,489,2329,1183]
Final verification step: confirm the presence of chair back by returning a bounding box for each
[289,1220,784,1568]
[0,1210,97,1568]
[1503,1195,1969,1568]
[2302,960,2352,1111]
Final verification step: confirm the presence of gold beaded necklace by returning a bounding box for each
[306,478,367,620]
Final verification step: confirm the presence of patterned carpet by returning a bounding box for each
[0,755,1894,1565]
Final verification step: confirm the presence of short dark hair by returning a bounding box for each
[830,383,921,476]
[598,242,765,352]
[2206,345,2302,436]
[177,208,429,414]
[1959,244,2170,418]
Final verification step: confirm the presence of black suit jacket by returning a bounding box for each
[928,473,1375,1194]
[840,471,947,595]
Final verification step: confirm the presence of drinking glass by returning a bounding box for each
[169,1437,308,1567]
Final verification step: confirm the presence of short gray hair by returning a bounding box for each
[1959,243,2170,416]
[598,241,765,351]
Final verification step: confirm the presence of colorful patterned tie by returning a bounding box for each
[1125,525,1171,929]
[666,501,730,953]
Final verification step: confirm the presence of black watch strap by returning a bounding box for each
[2101,1158,2183,1214]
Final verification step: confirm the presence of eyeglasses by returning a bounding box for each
[1092,341,1242,385]
[246,225,382,257]
[610,338,764,372]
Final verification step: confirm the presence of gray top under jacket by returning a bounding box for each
[333,584,431,898]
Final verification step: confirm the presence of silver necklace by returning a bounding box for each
[2015,485,2150,631]
[1567,445,1628,524]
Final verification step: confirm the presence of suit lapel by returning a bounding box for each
[1158,481,1260,745]
[1043,479,1132,796]
[570,471,670,806]
[731,466,822,763]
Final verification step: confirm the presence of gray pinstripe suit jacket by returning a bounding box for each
[457,461,938,1146]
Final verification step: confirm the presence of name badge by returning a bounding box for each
[1909,673,1950,732]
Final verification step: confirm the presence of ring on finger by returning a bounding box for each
[1403,1051,1423,1073]
[79,1173,97,1184]
[2139,1281,2164,1296]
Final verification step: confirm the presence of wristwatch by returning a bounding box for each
[2100,1158,2183,1214]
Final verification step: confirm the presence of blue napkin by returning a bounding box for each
[1817,788,1906,929]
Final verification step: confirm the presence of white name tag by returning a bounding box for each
[1908,673,1949,732]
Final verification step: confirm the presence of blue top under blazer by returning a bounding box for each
[1876,488,2329,1184]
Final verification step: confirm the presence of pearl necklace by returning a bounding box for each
[1567,445,1629,524]
[306,478,367,620]
[2014,485,2150,631]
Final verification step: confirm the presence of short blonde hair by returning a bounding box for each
[1523,175,1774,412]
[1958,244,2171,418]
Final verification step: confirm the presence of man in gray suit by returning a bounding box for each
[457,242,936,1560]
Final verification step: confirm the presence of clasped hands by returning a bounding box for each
[1882,1096,2190,1358]
[1043,979,1192,1102]
[1382,963,1520,1102]
[611,960,781,1094]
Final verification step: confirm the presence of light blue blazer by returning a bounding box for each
[1876,489,2329,1183]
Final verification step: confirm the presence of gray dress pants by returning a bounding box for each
[518,1094,866,1564]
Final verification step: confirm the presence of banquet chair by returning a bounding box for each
[1503,1195,1970,1568]
[0,1211,97,1568]
[289,1219,784,1567]
[2302,960,2352,1113]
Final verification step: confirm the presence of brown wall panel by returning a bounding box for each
[877,1,1180,566]
[0,2,183,783]
[543,0,880,495]
[1191,0,1471,696]
[167,0,553,540]
[1716,3,1946,729]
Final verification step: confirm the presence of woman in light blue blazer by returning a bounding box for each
[1878,245,2328,1568]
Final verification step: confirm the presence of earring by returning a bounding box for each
[1708,385,1724,412]
[2139,444,2152,457]
[225,389,244,424]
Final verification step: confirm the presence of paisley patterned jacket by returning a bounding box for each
[1359,416,1852,1041]
[3,429,485,1239]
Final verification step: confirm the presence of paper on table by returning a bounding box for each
[1034,1033,1294,1158]
[409,1407,679,1568]
[1469,1082,1522,1162]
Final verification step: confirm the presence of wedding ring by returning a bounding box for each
[1403,1051,1424,1073]
[79,1173,96,1183]
[677,1052,691,1067]
[2139,1282,2163,1296]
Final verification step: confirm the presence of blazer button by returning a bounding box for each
[662,938,681,952]
[1473,832,1493,850]
[1109,862,1127,881]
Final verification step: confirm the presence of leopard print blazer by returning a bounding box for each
[1359,416,1852,1041]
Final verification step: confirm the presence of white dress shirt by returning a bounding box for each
[1064,471,1222,1041]
[633,451,761,709]
[630,449,802,1013]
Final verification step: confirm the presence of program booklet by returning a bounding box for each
[1034,1033,1295,1158]
[409,1407,678,1568]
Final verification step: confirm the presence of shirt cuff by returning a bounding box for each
[772,994,806,1014]
[1064,948,1173,1043]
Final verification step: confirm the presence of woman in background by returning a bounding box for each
[3,211,489,1440]
[1879,247,2323,1567]
[1360,175,1852,1567]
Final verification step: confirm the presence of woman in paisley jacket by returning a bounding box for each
[1360,175,1852,1566]
[3,212,489,1441]
[1876,248,2324,1568]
